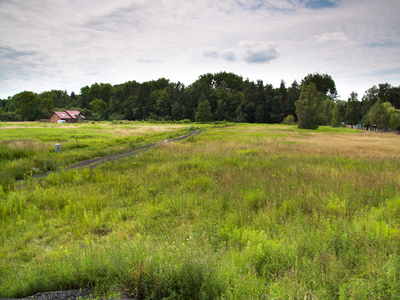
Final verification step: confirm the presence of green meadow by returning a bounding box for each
[1,123,400,299]
[0,121,193,185]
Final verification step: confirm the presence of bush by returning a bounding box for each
[178,119,192,124]
[283,115,296,125]
[109,113,124,121]
[0,112,22,121]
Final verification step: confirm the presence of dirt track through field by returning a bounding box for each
[33,130,202,180]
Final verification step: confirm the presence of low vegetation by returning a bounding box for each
[1,123,399,299]
[0,121,193,185]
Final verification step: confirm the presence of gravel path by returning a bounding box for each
[0,289,136,300]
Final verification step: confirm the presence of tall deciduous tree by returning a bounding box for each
[90,99,108,120]
[16,91,41,121]
[39,97,53,113]
[385,102,400,130]
[366,99,400,129]
[295,83,322,129]
[321,98,335,125]
[301,73,337,99]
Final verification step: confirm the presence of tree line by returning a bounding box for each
[1,72,399,130]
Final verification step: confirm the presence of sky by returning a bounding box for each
[1,0,400,100]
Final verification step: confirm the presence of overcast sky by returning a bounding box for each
[1,0,400,100]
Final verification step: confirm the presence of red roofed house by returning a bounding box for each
[50,110,85,123]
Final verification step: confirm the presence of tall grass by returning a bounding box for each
[1,124,400,299]
[0,121,194,183]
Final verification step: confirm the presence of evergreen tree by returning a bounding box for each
[195,94,213,123]
[345,92,361,127]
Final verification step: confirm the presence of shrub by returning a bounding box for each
[179,119,192,124]
[283,115,296,125]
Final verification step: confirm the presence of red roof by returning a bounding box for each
[53,111,70,119]
[52,111,85,119]
[66,110,85,119]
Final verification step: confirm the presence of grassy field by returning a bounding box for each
[1,123,400,299]
[0,121,195,186]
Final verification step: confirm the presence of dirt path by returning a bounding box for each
[32,130,201,180]
[0,288,135,300]
[66,130,202,170]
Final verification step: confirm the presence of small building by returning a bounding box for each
[50,110,85,123]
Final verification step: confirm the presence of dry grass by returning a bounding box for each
[95,125,187,137]
[0,139,51,152]
[173,127,400,160]
[283,131,400,159]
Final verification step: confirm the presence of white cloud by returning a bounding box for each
[315,32,349,43]
[0,0,399,99]
[239,40,279,63]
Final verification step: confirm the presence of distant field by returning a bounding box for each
[1,124,400,299]
[0,121,194,184]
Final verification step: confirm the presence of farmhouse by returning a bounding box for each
[50,110,85,123]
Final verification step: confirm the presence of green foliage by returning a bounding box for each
[0,111,21,121]
[345,92,361,126]
[283,114,295,124]
[331,103,341,127]
[4,72,400,127]
[90,99,108,120]
[39,90,70,108]
[301,73,338,99]
[321,98,335,125]
[295,82,322,129]
[365,98,400,129]
[16,91,41,121]
[384,102,400,130]
[195,95,213,123]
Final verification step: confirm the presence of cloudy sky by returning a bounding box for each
[1,0,400,100]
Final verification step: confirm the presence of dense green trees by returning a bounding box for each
[90,99,108,120]
[1,72,400,130]
[345,92,361,127]
[39,90,69,108]
[15,91,50,121]
[365,99,400,129]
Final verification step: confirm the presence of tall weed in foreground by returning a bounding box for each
[1,125,400,299]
